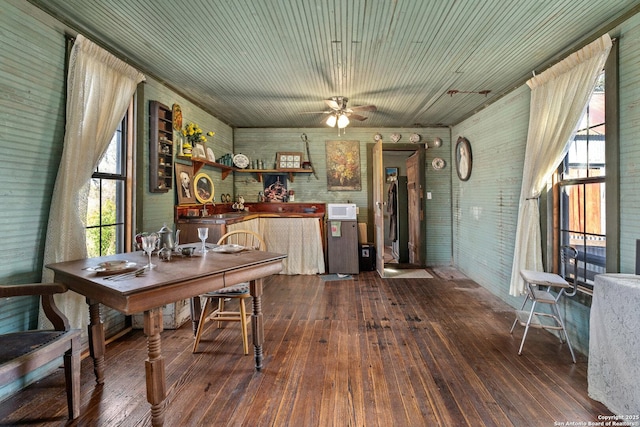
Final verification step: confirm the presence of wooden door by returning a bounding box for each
[373,140,385,277]
[407,152,421,264]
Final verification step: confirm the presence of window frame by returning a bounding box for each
[85,99,135,256]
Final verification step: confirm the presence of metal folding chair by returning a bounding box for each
[510,246,578,362]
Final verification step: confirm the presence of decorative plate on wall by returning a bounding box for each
[432,157,445,170]
[233,153,250,169]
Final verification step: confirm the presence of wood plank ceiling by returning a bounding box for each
[26,0,640,128]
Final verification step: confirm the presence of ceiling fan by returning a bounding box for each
[306,96,377,129]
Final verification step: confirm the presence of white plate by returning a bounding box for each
[210,244,245,253]
[91,261,137,274]
[233,153,250,169]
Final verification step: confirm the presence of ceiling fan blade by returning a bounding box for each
[300,111,331,114]
[349,113,369,121]
[349,104,377,112]
[325,99,341,110]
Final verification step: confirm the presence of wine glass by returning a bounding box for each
[141,233,158,269]
[198,227,209,253]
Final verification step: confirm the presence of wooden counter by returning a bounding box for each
[175,203,327,275]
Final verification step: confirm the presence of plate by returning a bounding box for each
[432,157,445,170]
[90,261,137,274]
[233,153,250,169]
[210,244,245,253]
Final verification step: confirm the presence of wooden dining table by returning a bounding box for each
[46,248,286,427]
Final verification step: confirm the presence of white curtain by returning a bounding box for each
[509,34,612,296]
[40,35,145,330]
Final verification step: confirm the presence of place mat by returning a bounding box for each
[319,274,353,282]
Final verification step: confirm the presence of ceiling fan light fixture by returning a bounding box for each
[326,114,337,127]
[337,113,350,128]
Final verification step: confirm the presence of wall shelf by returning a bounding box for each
[149,101,173,193]
[176,155,312,182]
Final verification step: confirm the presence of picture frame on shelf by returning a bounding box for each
[175,163,196,205]
[276,152,303,170]
[385,167,398,183]
[194,172,215,204]
[193,143,206,159]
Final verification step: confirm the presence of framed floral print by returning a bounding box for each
[325,140,361,191]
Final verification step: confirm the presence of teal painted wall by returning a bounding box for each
[450,14,640,355]
[136,81,234,235]
[4,0,640,400]
[233,127,452,265]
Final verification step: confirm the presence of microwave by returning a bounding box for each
[327,203,357,220]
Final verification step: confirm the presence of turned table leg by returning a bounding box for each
[144,307,166,427]
[250,278,264,371]
[87,299,105,384]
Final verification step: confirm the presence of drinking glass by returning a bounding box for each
[141,233,158,269]
[198,227,209,253]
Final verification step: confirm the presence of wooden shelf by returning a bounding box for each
[176,155,313,182]
[149,101,173,193]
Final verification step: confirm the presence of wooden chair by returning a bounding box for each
[0,282,82,419]
[192,230,266,354]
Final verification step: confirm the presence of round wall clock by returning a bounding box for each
[233,153,250,169]
[455,137,472,181]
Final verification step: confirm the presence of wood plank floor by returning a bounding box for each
[0,269,611,426]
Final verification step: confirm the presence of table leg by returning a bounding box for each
[144,307,166,427]
[250,278,264,371]
[87,299,105,384]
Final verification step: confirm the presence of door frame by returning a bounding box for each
[366,142,427,267]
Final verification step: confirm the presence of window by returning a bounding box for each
[558,72,606,292]
[86,112,129,257]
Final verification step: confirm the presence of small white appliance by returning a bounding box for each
[327,203,357,220]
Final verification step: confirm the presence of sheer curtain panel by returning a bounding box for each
[40,35,145,332]
[509,34,612,296]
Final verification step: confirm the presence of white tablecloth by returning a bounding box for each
[228,217,325,275]
[588,273,640,416]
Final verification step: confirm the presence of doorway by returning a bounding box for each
[368,143,426,273]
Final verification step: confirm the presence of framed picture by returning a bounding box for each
[193,143,206,159]
[326,140,361,191]
[455,136,472,181]
[276,152,303,170]
[194,172,215,204]
[175,163,196,205]
[263,174,288,202]
[385,167,398,183]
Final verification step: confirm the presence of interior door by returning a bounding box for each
[406,152,422,265]
[373,140,385,277]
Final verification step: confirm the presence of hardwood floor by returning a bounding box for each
[0,269,610,426]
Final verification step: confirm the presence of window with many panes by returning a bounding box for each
[85,112,129,257]
[557,72,606,292]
